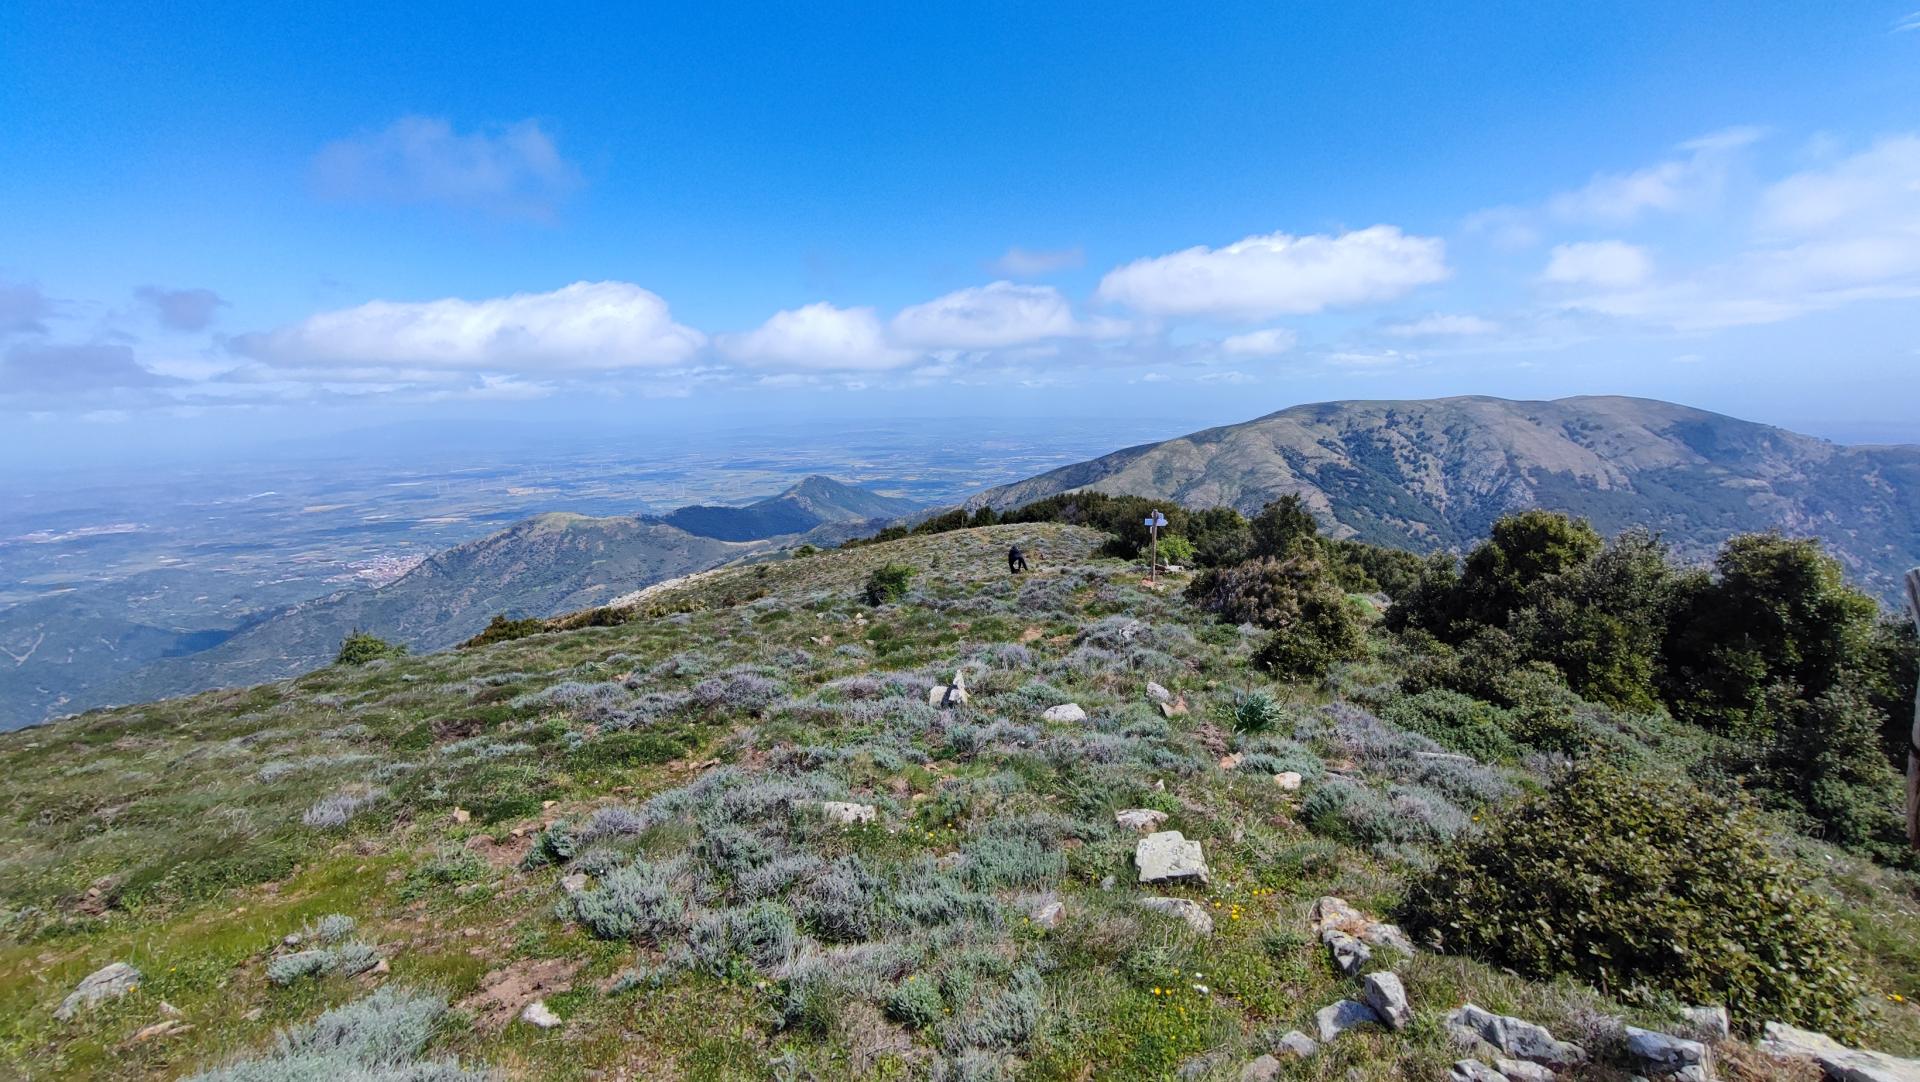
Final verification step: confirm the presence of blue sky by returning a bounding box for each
[2,1,1918,458]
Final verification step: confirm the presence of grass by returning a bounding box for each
[0,522,1915,1080]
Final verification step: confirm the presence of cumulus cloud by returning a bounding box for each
[718,302,912,370]
[137,286,226,331]
[1548,126,1762,223]
[1,342,178,394]
[312,116,581,218]
[1218,328,1298,357]
[1096,225,1448,320]
[890,281,1079,349]
[1383,313,1501,337]
[0,282,54,336]
[1543,240,1653,288]
[991,246,1084,276]
[232,281,705,372]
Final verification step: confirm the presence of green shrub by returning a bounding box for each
[460,614,547,649]
[1227,690,1287,735]
[571,730,688,770]
[864,563,916,605]
[335,630,407,666]
[887,976,945,1029]
[1155,535,1196,566]
[1250,587,1365,681]
[1378,689,1520,762]
[1400,763,1865,1035]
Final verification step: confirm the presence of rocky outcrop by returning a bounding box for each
[1446,1004,1586,1069]
[1362,971,1410,1030]
[1314,998,1381,1043]
[1114,808,1169,833]
[1041,703,1087,723]
[55,962,140,1021]
[1758,1021,1920,1082]
[1139,896,1213,936]
[1624,1025,1712,1081]
[1135,830,1209,885]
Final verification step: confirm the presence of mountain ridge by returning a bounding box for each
[973,394,1920,597]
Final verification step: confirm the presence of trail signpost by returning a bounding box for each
[1145,510,1167,582]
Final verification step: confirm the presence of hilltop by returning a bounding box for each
[2,477,918,730]
[2,519,1916,1080]
[974,396,1920,599]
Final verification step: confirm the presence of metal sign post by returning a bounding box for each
[1144,510,1167,582]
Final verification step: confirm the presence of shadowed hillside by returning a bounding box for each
[975,396,1920,599]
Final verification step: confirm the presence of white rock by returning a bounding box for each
[928,683,969,708]
[1759,1021,1920,1082]
[559,872,588,894]
[1030,897,1065,929]
[520,1000,563,1029]
[1139,896,1213,936]
[1360,922,1415,954]
[1309,895,1364,934]
[1239,1054,1280,1082]
[1446,1004,1586,1069]
[1114,808,1169,833]
[1314,998,1381,1043]
[1321,927,1371,976]
[1625,1026,1711,1082]
[1146,681,1172,703]
[1496,1058,1556,1082]
[1273,1030,1319,1059]
[1273,771,1303,791]
[55,962,140,1021]
[818,801,877,825]
[1448,1061,1509,1082]
[1042,703,1087,723]
[1362,971,1410,1030]
[1681,1005,1729,1041]
[1135,830,1209,885]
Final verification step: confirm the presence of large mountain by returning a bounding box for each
[661,474,919,541]
[975,395,1920,597]
[3,477,914,728]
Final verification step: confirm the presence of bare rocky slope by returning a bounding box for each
[974,395,1920,598]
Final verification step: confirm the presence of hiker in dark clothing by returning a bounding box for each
[1008,545,1029,574]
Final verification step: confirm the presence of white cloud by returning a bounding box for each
[1095,225,1449,320]
[1383,313,1501,337]
[1543,241,1653,288]
[233,281,705,372]
[890,281,1079,349]
[718,302,913,370]
[1547,127,1762,223]
[991,246,1084,276]
[1758,134,1920,237]
[1323,348,1414,368]
[312,116,580,218]
[1894,10,1920,31]
[1218,328,1298,357]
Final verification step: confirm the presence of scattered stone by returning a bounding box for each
[1624,1026,1711,1081]
[242,1007,263,1022]
[1309,896,1366,934]
[282,932,303,947]
[458,958,583,1032]
[520,1000,563,1029]
[1448,1061,1509,1082]
[1139,896,1214,936]
[1360,922,1415,954]
[1159,696,1190,718]
[1146,681,1172,703]
[1240,1054,1281,1081]
[158,1001,181,1017]
[1029,896,1065,929]
[1758,1021,1920,1082]
[1115,808,1170,833]
[1135,830,1210,885]
[1042,703,1087,723]
[1272,1030,1319,1059]
[818,801,877,825]
[559,872,588,894]
[132,1019,191,1043]
[450,807,470,825]
[1321,928,1372,976]
[1314,998,1381,1043]
[1496,1058,1556,1082]
[1362,971,1410,1030]
[55,962,140,1021]
[1446,1004,1586,1069]
[1218,753,1243,770]
[371,959,390,976]
[1680,1006,1730,1042]
[1274,771,1303,791]
[928,671,970,709]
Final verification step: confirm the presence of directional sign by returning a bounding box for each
[1144,512,1167,528]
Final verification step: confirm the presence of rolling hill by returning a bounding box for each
[974,395,1920,598]
[660,474,919,541]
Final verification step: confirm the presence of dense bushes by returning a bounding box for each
[1400,763,1864,1034]
[1186,551,1365,680]
[864,563,916,605]
[334,630,407,666]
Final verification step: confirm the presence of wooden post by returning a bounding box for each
[1904,570,1920,851]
